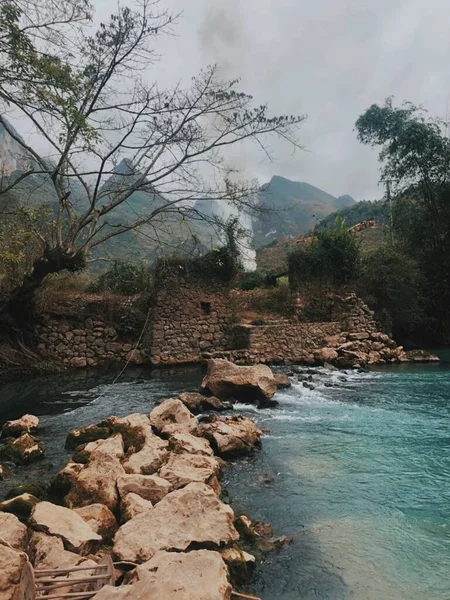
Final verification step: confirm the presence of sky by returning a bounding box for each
[91,0,450,201]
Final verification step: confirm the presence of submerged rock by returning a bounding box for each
[113,482,239,563]
[235,515,293,553]
[74,504,118,542]
[195,415,262,458]
[201,359,278,407]
[0,433,44,464]
[1,414,39,438]
[30,501,102,555]
[0,513,28,551]
[221,546,256,586]
[119,550,232,600]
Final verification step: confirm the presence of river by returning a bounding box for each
[1,355,449,600]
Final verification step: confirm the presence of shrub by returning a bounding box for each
[288,228,361,289]
[89,262,152,295]
[236,269,268,291]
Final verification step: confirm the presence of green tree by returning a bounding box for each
[0,0,305,332]
[288,228,361,290]
[357,246,426,341]
[356,98,450,342]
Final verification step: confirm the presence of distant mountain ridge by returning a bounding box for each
[254,175,356,245]
[1,119,359,266]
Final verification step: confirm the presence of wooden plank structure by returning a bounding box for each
[19,556,114,600]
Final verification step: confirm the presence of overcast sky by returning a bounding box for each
[98,0,450,200]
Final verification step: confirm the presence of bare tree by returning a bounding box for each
[0,0,305,328]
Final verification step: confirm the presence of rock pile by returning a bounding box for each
[0,415,44,472]
[0,383,283,600]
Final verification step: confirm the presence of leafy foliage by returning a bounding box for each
[288,228,361,290]
[88,262,152,295]
[356,98,450,342]
[357,246,426,339]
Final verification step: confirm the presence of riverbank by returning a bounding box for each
[1,357,449,599]
[0,362,292,599]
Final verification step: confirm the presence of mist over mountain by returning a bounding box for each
[1,121,359,265]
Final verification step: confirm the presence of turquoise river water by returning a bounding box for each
[0,354,449,600]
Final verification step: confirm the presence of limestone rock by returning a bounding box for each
[83,434,124,460]
[178,392,230,415]
[117,474,171,504]
[195,415,261,458]
[0,542,26,600]
[201,359,277,407]
[28,532,100,595]
[74,504,118,541]
[122,434,169,475]
[168,432,214,456]
[113,482,239,563]
[121,493,153,521]
[107,414,152,451]
[1,414,39,438]
[273,374,291,389]
[123,550,232,600]
[65,454,125,512]
[30,501,102,555]
[158,453,221,494]
[48,462,84,502]
[149,398,198,435]
[0,494,39,520]
[65,423,110,450]
[221,546,256,585]
[0,513,28,551]
[314,347,339,364]
[0,433,44,464]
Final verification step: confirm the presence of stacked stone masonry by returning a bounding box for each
[37,317,145,368]
[149,276,233,366]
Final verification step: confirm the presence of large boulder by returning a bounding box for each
[30,501,102,555]
[122,550,232,600]
[1,414,39,438]
[122,434,169,476]
[178,392,230,415]
[168,432,214,457]
[158,453,221,494]
[65,423,111,450]
[74,504,118,542]
[117,474,171,504]
[0,513,28,551]
[65,454,126,512]
[121,493,153,522]
[0,542,26,600]
[195,415,262,458]
[0,433,44,464]
[113,482,239,563]
[201,359,277,407]
[149,399,198,435]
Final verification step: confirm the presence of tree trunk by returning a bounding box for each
[0,247,86,343]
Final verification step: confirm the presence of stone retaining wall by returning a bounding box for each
[36,317,145,368]
[230,322,341,363]
[149,275,233,366]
